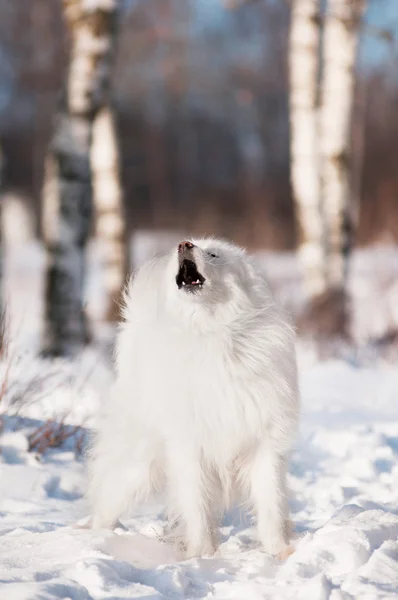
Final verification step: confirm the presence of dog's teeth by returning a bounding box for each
[182,281,186,286]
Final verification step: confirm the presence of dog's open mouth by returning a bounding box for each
[176,259,205,292]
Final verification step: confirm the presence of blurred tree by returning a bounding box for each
[318,0,367,335]
[290,0,367,337]
[2,0,396,273]
[91,106,127,321]
[289,0,324,297]
[42,0,123,356]
[0,143,3,316]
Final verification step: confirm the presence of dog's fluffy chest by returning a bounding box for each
[137,323,266,455]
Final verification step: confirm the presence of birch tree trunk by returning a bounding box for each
[289,0,325,298]
[290,0,366,338]
[42,0,119,356]
[0,144,3,322]
[320,0,366,290]
[91,106,126,321]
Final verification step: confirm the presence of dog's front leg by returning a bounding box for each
[249,439,290,556]
[165,444,217,558]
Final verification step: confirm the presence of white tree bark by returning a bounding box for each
[320,0,366,289]
[0,145,3,318]
[42,0,119,356]
[289,0,325,298]
[91,106,126,320]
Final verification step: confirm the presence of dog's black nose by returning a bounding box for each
[178,241,194,253]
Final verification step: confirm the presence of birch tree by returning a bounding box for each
[0,145,3,320]
[289,0,325,298]
[91,106,126,321]
[320,0,366,292]
[289,0,366,336]
[42,0,121,356]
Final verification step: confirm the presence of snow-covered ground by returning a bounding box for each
[0,215,397,599]
[1,356,398,600]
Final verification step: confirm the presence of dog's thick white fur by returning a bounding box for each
[88,238,299,557]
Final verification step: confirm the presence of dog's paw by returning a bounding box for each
[89,516,125,531]
[277,545,295,561]
[184,537,218,559]
[261,533,292,558]
[72,515,92,529]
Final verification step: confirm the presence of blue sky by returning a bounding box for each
[192,0,398,72]
[361,0,398,69]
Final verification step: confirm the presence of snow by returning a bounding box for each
[1,218,398,599]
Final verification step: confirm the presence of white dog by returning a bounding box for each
[88,238,299,558]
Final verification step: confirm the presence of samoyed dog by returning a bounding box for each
[88,238,299,558]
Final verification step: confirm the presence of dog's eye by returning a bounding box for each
[208,252,218,258]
